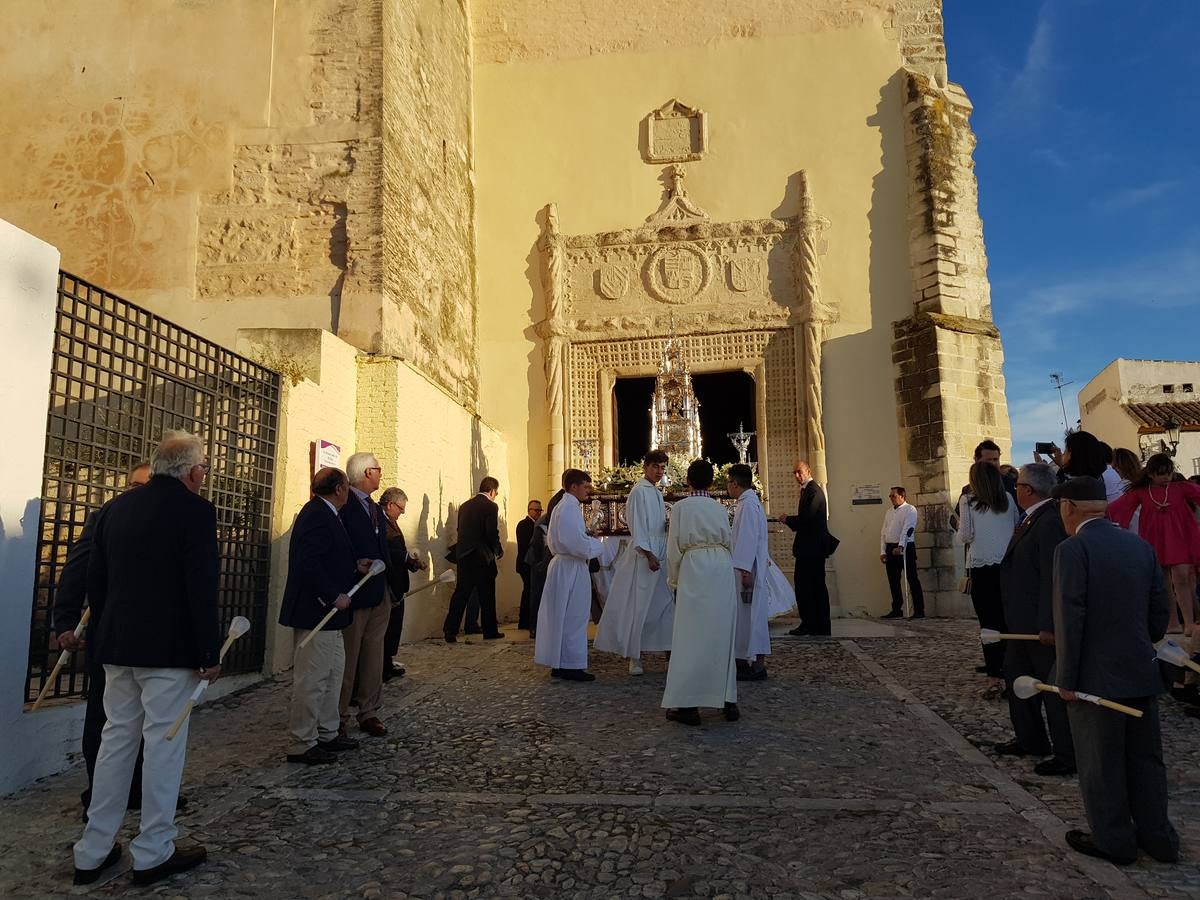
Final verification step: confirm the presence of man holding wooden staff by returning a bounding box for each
[72,431,219,886]
[280,467,364,765]
[52,460,150,819]
[1052,476,1178,866]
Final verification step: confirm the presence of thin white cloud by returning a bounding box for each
[1008,396,1079,462]
[1092,178,1180,212]
[991,4,1057,127]
[1031,147,1069,170]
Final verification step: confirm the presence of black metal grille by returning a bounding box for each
[25,273,280,704]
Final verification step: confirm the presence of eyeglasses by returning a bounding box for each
[196,462,210,472]
[367,467,382,474]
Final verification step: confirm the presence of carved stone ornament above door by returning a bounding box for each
[643,98,708,164]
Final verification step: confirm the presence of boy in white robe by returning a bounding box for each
[534,469,604,682]
[594,450,674,675]
[662,460,739,726]
[729,464,771,681]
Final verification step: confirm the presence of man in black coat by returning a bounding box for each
[380,486,425,681]
[338,452,391,737]
[444,476,505,641]
[515,499,543,630]
[52,461,151,817]
[996,463,1075,775]
[280,467,363,765]
[777,460,838,636]
[72,432,219,887]
[1053,476,1178,867]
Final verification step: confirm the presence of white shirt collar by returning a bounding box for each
[1076,516,1106,533]
[320,497,339,516]
[1023,497,1052,517]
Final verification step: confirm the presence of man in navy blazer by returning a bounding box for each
[280,467,363,765]
[338,452,391,737]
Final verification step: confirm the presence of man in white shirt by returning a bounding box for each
[880,486,925,619]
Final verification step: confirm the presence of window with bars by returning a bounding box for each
[26,273,280,706]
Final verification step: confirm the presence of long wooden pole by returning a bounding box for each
[164,624,249,742]
[30,608,91,711]
[1033,682,1143,718]
[295,567,380,652]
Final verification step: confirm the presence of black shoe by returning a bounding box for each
[723,702,741,722]
[1064,830,1135,866]
[444,633,457,643]
[318,735,360,752]
[131,844,208,886]
[550,668,562,678]
[286,746,338,765]
[1171,684,1200,706]
[666,708,701,727]
[737,666,768,682]
[880,610,903,620]
[786,626,810,637]
[559,669,595,682]
[483,632,506,640]
[908,612,926,620]
[1034,758,1076,777]
[74,843,122,886]
[1138,840,1180,864]
[993,739,1031,757]
[464,627,481,635]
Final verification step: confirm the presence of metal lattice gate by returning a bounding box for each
[25,273,280,704]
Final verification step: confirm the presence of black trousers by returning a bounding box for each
[82,658,143,809]
[382,596,405,677]
[795,556,831,635]
[1003,640,1074,763]
[517,569,531,629]
[443,558,498,637]
[969,564,1006,677]
[1069,697,1178,861]
[884,543,925,615]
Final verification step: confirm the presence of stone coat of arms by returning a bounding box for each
[597,263,630,300]
[728,258,762,293]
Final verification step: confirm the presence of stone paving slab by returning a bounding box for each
[0,622,1193,898]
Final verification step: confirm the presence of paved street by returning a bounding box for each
[3,619,1199,899]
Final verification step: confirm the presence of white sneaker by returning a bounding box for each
[629,659,644,676]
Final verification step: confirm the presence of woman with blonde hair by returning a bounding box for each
[958,462,1020,698]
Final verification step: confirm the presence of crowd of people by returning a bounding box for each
[54,421,1200,883]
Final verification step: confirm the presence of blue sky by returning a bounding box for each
[943,1,1200,457]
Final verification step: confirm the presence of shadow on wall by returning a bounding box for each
[524,205,548,498]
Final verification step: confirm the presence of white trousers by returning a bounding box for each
[289,629,345,754]
[74,666,195,872]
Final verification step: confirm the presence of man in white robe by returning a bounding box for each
[729,464,771,681]
[594,451,674,675]
[662,460,739,725]
[534,469,604,682]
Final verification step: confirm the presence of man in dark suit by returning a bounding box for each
[52,461,151,818]
[380,486,425,681]
[995,463,1074,775]
[280,467,363,765]
[777,460,838,636]
[515,499,543,631]
[72,432,219,887]
[1052,476,1178,866]
[338,452,391,737]
[444,476,505,641]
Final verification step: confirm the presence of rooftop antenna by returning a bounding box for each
[1050,372,1074,437]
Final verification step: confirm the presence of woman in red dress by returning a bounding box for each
[1109,454,1200,635]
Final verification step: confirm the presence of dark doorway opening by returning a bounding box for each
[612,371,758,467]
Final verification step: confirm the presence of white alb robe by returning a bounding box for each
[534,493,603,670]
[593,479,674,659]
[661,496,738,709]
[732,490,771,660]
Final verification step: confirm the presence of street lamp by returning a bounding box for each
[1163,416,1181,457]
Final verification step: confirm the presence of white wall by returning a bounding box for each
[0,219,73,795]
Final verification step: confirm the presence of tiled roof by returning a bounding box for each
[1124,401,1200,429]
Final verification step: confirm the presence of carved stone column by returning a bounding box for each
[537,204,568,496]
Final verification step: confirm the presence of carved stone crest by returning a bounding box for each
[643,99,708,164]
[644,244,711,304]
[728,258,763,293]
[596,263,630,300]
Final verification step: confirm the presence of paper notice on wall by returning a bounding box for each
[851,483,883,505]
[314,439,341,475]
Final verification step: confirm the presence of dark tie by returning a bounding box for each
[369,501,380,530]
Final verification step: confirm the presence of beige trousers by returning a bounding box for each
[339,601,390,727]
[288,629,345,755]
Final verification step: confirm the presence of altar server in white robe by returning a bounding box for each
[594,450,674,675]
[534,469,604,682]
[729,464,771,681]
[662,460,740,726]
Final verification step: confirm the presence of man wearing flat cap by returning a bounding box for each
[1052,476,1178,866]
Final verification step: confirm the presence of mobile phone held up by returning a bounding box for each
[1034,442,1058,455]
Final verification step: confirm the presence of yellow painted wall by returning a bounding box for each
[473,24,915,611]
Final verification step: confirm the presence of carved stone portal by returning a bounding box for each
[536,171,839,556]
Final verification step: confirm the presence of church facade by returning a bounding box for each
[0,0,1010,640]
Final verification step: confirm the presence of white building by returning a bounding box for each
[1078,359,1200,475]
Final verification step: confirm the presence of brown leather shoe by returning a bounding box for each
[131,844,207,885]
[359,717,388,737]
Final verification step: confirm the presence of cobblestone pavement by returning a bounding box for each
[2,619,1197,898]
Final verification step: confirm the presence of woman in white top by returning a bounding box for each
[957,462,1020,697]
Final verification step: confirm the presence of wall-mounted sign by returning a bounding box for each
[314,439,341,475]
[851,483,883,505]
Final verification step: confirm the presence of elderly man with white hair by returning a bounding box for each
[72,431,220,887]
[337,451,391,737]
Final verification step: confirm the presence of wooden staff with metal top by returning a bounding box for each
[30,608,91,711]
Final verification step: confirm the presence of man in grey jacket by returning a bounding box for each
[1052,476,1178,866]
